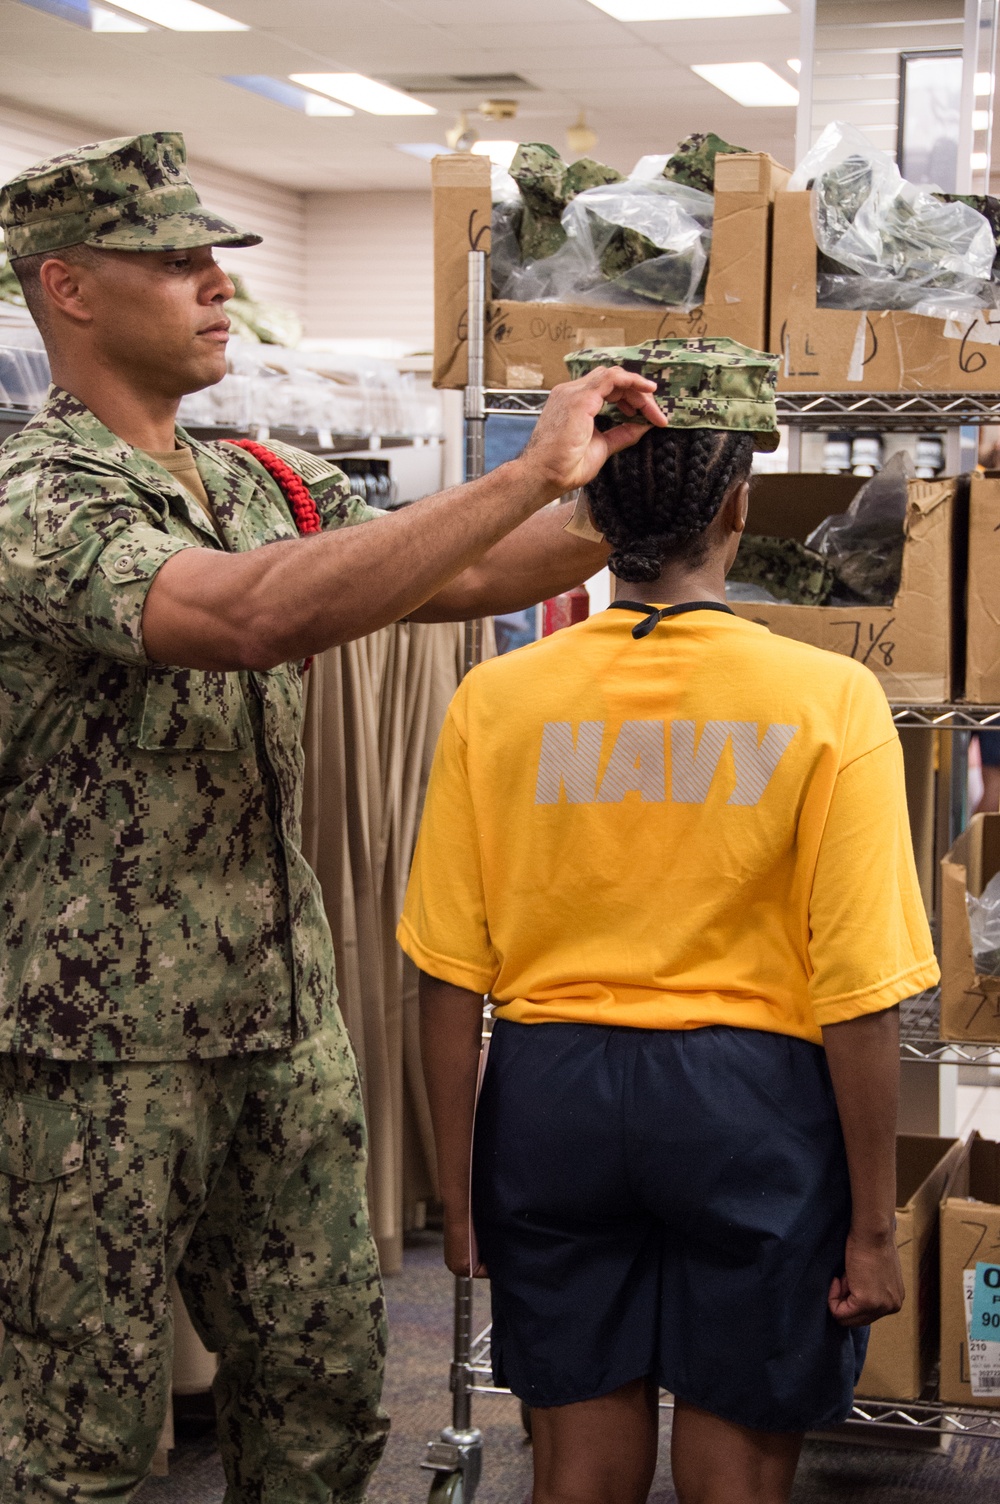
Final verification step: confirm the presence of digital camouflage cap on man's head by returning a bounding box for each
[0,132,262,260]
[565,336,781,451]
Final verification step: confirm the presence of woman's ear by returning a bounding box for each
[720,478,750,538]
[734,479,749,536]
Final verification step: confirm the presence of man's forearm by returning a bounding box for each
[143,456,555,671]
[822,1006,900,1239]
[143,363,666,672]
[409,500,610,623]
[418,973,485,1213]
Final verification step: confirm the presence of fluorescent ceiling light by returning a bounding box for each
[692,61,799,107]
[974,109,991,132]
[289,73,436,116]
[972,151,990,170]
[786,58,800,73]
[17,0,148,26]
[224,76,353,115]
[471,140,518,168]
[975,72,994,97]
[92,4,148,27]
[111,0,247,28]
[584,0,787,18]
[395,143,453,160]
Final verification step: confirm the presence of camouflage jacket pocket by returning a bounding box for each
[0,1093,104,1347]
[132,664,246,752]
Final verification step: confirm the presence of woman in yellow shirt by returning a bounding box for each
[399,340,937,1504]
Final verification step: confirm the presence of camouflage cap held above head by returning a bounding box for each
[0,132,262,260]
[564,336,781,452]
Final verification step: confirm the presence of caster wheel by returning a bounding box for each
[428,1471,464,1503]
[520,1401,533,1440]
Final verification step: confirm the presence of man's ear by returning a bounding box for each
[38,257,95,327]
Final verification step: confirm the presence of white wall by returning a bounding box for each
[0,103,437,346]
[305,190,433,353]
[0,101,307,317]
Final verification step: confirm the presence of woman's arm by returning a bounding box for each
[822,1005,904,1327]
[418,971,488,1276]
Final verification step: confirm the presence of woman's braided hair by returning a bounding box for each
[586,426,754,583]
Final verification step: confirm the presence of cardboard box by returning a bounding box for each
[770,191,1000,393]
[730,473,956,703]
[964,473,1000,704]
[940,1132,1000,1407]
[855,1134,963,1400]
[941,813,1000,1042]
[433,151,789,391]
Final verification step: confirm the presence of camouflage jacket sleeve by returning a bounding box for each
[0,456,197,664]
[242,440,387,531]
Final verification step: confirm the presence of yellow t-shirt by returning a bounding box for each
[397,606,938,1045]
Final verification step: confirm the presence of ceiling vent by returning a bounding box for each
[384,73,538,94]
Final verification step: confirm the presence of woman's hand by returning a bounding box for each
[443,1204,488,1279]
[828,1228,904,1327]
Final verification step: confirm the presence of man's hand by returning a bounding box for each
[515,366,667,498]
[828,1228,904,1327]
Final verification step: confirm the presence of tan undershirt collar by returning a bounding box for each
[144,444,220,536]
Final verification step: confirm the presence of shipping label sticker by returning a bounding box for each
[965,1265,1000,1398]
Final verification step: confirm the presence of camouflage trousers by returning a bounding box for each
[0,1018,388,1503]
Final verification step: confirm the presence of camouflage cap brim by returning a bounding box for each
[566,335,781,451]
[84,208,262,252]
[0,132,263,259]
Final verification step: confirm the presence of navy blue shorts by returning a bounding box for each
[472,1019,868,1433]
[979,731,1000,768]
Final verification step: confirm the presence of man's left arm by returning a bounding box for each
[409,500,609,622]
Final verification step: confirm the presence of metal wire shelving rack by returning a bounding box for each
[423,249,1000,1501]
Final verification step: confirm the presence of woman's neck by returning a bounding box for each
[611,555,728,607]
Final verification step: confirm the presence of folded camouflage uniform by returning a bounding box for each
[509,143,623,261]
[661,131,749,194]
[727,537,836,606]
[596,132,743,297]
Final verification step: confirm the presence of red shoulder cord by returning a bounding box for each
[223,438,322,671]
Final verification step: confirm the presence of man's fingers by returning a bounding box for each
[601,422,653,457]
[584,366,668,425]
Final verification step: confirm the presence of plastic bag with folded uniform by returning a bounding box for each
[967,870,1000,977]
[726,453,912,608]
[787,120,997,319]
[491,136,744,310]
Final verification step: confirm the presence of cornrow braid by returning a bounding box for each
[586,427,754,583]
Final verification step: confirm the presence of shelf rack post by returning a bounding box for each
[421,248,489,1504]
[462,249,488,678]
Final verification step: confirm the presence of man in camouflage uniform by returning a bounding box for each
[0,134,665,1502]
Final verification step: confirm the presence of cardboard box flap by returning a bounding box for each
[433,153,493,192]
[897,1134,964,1208]
[906,478,955,522]
[714,152,789,196]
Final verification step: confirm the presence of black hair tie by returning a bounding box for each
[609,599,735,640]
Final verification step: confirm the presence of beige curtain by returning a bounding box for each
[301,620,493,1274]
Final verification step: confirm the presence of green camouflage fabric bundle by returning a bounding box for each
[936,193,1000,272]
[565,336,781,450]
[509,142,623,260]
[661,131,749,194]
[728,536,836,606]
[0,132,261,259]
[224,270,303,346]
